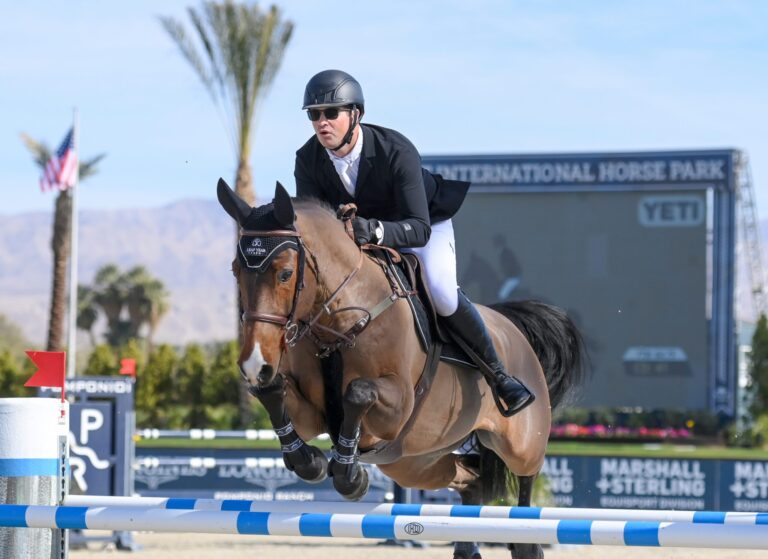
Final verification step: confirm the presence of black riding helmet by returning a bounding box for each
[303,70,364,151]
[303,69,365,112]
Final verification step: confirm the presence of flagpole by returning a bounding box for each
[66,108,80,379]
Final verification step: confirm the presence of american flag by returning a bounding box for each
[40,127,77,192]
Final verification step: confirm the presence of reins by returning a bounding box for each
[238,207,410,359]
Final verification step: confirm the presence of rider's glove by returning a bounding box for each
[352,217,384,246]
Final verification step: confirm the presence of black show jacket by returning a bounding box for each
[294,124,470,249]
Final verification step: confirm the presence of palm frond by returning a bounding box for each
[94,264,122,288]
[159,14,217,100]
[19,133,52,169]
[188,5,226,95]
[161,1,294,198]
[79,153,107,181]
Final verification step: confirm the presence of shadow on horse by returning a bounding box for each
[218,179,587,559]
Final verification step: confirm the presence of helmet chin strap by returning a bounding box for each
[331,108,359,153]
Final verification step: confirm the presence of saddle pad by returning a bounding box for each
[388,258,476,369]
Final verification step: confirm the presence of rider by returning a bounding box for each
[294,69,534,416]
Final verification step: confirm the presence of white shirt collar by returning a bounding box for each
[325,128,364,196]
[325,127,363,165]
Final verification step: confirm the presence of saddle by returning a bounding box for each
[381,250,477,370]
[334,203,475,369]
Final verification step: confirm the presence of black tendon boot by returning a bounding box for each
[443,292,535,417]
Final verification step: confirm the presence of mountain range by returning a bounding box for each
[0,199,764,349]
[1,199,239,348]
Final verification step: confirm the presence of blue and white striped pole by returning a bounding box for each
[1,505,768,549]
[136,428,330,441]
[0,398,69,558]
[63,495,768,526]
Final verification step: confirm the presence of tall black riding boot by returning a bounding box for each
[443,292,535,417]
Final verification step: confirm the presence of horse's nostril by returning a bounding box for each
[257,364,274,384]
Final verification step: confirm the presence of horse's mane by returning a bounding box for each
[293,196,336,215]
[293,197,347,236]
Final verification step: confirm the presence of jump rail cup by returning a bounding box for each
[1,505,768,549]
[64,496,768,526]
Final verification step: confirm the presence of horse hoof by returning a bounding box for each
[509,543,544,559]
[453,541,481,559]
[287,445,328,484]
[334,466,370,501]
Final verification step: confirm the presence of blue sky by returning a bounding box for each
[1,1,766,216]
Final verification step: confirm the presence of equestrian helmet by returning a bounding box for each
[303,69,364,113]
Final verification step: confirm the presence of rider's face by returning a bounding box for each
[311,106,356,152]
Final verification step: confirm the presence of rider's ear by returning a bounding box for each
[217,178,252,226]
[273,181,295,227]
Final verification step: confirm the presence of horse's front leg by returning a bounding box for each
[250,375,328,484]
[327,377,381,500]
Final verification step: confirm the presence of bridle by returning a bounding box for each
[238,217,409,358]
[239,229,307,337]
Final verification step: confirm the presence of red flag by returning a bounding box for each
[24,351,66,388]
[119,358,136,377]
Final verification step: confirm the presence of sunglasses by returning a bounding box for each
[306,107,351,121]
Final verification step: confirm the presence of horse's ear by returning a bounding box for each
[273,181,295,227]
[217,178,251,225]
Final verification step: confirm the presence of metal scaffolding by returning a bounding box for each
[735,152,767,318]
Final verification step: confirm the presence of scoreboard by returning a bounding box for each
[423,150,740,415]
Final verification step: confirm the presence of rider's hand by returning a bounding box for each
[336,203,356,220]
[352,217,382,245]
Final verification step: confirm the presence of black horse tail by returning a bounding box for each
[489,300,588,411]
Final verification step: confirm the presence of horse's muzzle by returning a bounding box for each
[239,362,275,388]
[256,364,275,386]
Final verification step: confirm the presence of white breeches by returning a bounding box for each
[401,219,459,316]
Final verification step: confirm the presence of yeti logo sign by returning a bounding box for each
[403,522,424,535]
[638,195,704,227]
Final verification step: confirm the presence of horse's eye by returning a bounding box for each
[278,269,293,283]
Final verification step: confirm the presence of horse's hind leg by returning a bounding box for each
[381,452,485,559]
[250,376,328,483]
[454,456,483,559]
[328,377,378,500]
[509,475,544,559]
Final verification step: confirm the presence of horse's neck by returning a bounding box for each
[297,207,396,321]
[295,206,423,389]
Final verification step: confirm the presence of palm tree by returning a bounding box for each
[20,133,105,352]
[78,264,170,349]
[159,1,293,206]
[124,266,170,350]
[160,1,293,425]
[76,285,99,347]
[91,264,127,346]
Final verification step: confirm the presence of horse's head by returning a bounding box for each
[217,178,305,387]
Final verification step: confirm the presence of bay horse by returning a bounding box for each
[218,179,586,559]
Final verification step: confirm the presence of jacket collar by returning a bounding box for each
[318,141,350,201]
[317,125,374,201]
[355,125,375,196]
